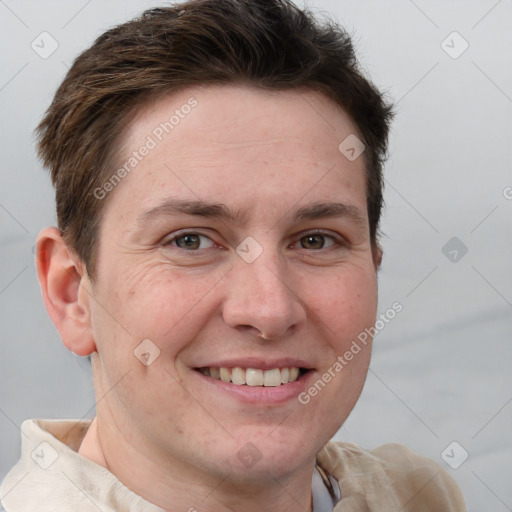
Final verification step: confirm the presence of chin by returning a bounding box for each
[222,425,324,479]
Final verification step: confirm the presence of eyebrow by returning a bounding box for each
[136,199,366,227]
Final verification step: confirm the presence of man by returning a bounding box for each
[1,0,466,510]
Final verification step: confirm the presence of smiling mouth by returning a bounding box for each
[195,367,310,387]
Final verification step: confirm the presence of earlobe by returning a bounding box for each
[36,227,96,356]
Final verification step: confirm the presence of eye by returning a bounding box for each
[165,232,215,250]
[296,232,338,250]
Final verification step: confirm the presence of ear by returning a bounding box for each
[36,227,96,356]
[372,242,383,271]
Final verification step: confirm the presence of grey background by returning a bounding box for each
[1,0,511,510]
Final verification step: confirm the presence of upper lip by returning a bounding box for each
[193,357,314,370]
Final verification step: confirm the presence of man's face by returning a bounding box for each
[84,85,379,481]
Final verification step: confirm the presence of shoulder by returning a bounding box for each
[318,441,466,512]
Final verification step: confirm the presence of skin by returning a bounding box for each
[37,85,381,512]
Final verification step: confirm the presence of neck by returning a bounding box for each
[78,414,314,512]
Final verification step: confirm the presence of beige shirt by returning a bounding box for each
[1,419,466,511]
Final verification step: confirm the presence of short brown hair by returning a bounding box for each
[37,0,393,279]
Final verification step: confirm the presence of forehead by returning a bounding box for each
[125,84,360,156]
[104,84,367,222]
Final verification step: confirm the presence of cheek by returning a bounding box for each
[304,263,378,346]
[97,261,225,353]
[304,264,376,420]
[89,262,224,426]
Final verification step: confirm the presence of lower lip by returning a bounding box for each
[193,370,314,405]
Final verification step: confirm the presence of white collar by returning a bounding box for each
[312,464,341,511]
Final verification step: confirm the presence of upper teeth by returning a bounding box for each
[200,367,301,386]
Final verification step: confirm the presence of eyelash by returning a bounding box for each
[163,229,346,252]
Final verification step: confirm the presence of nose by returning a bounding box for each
[222,247,307,340]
